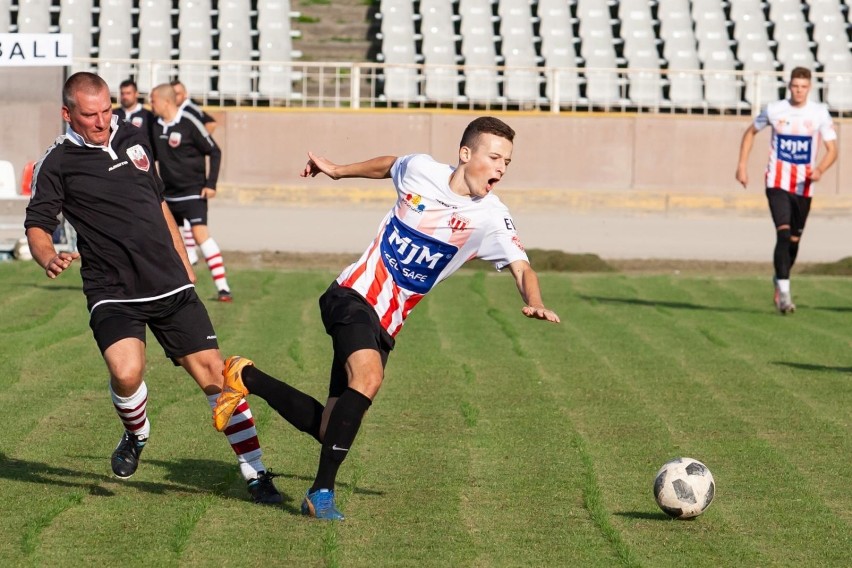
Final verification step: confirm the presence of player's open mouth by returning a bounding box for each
[486,177,499,191]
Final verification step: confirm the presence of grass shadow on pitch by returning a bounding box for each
[772,361,852,374]
[614,511,674,521]
[578,295,764,314]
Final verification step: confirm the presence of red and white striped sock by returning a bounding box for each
[206,394,266,481]
[183,221,198,265]
[111,382,151,439]
[199,238,230,292]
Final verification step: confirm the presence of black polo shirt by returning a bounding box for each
[153,109,222,198]
[24,118,191,311]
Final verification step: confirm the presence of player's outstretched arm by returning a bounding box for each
[735,125,758,189]
[508,259,560,323]
[26,226,80,279]
[300,151,396,180]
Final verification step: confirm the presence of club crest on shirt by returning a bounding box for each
[131,116,143,128]
[126,144,150,172]
[449,212,470,232]
[168,132,182,148]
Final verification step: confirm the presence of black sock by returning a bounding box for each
[788,240,800,269]
[311,388,372,492]
[774,228,792,279]
[242,366,325,442]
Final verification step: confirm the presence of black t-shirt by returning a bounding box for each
[113,104,157,156]
[24,120,191,311]
[153,110,222,197]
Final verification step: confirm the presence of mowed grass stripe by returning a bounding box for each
[568,274,850,565]
[540,275,760,568]
[1,263,851,566]
[426,274,627,567]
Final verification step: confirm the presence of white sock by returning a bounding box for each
[110,381,151,439]
[206,393,265,481]
[199,238,230,292]
[777,279,791,294]
[183,221,198,264]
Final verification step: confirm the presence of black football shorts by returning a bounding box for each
[89,288,218,363]
[319,282,395,398]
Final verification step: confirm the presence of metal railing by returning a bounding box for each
[77,58,852,116]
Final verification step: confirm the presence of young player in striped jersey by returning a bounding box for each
[24,72,280,504]
[736,67,837,314]
[150,83,233,302]
[212,117,560,520]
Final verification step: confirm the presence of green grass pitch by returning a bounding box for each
[0,260,849,567]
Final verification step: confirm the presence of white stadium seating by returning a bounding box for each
[3,0,851,111]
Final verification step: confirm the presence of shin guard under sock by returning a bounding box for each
[311,388,372,491]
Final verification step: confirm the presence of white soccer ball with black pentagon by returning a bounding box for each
[653,457,715,519]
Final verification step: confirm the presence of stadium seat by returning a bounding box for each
[584,69,624,106]
[16,0,57,33]
[824,54,852,110]
[137,0,177,91]
[177,0,214,95]
[462,41,501,102]
[217,26,254,98]
[703,69,741,109]
[545,68,585,106]
[502,53,542,103]
[668,70,704,106]
[628,69,665,106]
[59,0,96,74]
[0,2,10,32]
[98,0,136,92]
[663,35,700,70]
[657,0,692,39]
[539,0,581,69]
[257,4,301,102]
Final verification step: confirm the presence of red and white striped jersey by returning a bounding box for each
[336,154,529,337]
[753,99,836,196]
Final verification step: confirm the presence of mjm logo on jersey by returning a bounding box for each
[777,134,812,165]
[381,216,458,294]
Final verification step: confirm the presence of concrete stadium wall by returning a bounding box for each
[0,68,65,192]
[3,100,846,206]
[213,109,847,201]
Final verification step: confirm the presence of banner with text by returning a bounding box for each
[0,34,72,66]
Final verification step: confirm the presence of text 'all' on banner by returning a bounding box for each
[0,34,73,66]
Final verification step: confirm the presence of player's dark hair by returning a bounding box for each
[790,67,811,81]
[460,116,515,149]
[119,79,138,91]
[63,72,109,110]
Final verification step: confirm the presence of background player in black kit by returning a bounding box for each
[171,79,217,135]
[169,79,217,265]
[113,79,156,147]
[24,72,280,504]
[149,83,233,302]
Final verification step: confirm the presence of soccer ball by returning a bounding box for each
[653,457,715,519]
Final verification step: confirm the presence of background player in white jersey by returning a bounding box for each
[211,117,560,520]
[735,67,837,314]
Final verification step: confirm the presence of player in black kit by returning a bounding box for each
[150,83,233,302]
[113,79,156,146]
[24,72,280,504]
